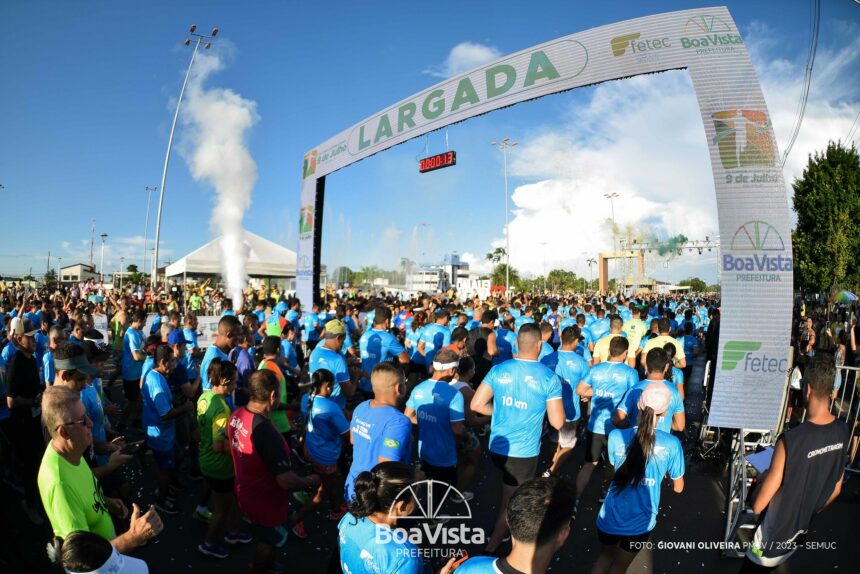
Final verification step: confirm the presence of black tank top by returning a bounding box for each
[754,418,848,559]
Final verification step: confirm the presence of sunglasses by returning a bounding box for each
[59,414,91,430]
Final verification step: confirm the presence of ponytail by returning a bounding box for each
[348,461,416,519]
[306,369,335,433]
[611,406,657,492]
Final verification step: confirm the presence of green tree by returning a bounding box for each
[792,142,860,292]
[491,263,519,289]
[485,247,507,265]
[43,269,58,290]
[546,269,579,292]
[126,264,139,273]
[679,277,708,292]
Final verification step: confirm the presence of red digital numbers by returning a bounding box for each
[419,151,456,173]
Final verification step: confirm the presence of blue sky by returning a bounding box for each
[1,0,858,283]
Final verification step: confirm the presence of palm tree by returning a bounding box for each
[586,258,597,291]
[485,247,507,265]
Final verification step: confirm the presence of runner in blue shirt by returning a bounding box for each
[493,317,517,365]
[595,383,684,573]
[514,308,535,333]
[200,315,241,392]
[404,311,427,385]
[358,306,408,394]
[142,345,195,515]
[575,336,638,503]
[590,309,611,341]
[299,304,321,351]
[615,348,685,435]
[308,320,356,409]
[544,326,590,478]
[119,310,146,431]
[404,349,466,485]
[339,462,442,574]
[576,314,596,353]
[292,369,351,537]
[345,363,412,501]
[417,309,451,371]
[471,323,565,554]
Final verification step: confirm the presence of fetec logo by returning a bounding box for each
[722,220,793,274]
[681,14,743,50]
[712,109,775,169]
[722,341,787,373]
[722,341,761,371]
[375,480,485,549]
[303,149,317,179]
[610,32,670,56]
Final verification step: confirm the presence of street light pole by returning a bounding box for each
[120,257,125,291]
[152,24,218,289]
[143,186,157,277]
[99,233,108,285]
[491,137,518,294]
[57,256,63,285]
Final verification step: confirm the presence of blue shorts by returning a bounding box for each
[250,523,288,547]
[151,447,177,470]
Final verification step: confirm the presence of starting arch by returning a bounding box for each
[295,7,793,431]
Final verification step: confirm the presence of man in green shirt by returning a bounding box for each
[38,385,163,552]
[189,292,204,313]
[623,306,649,365]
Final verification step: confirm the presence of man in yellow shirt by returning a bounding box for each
[38,385,162,552]
[592,315,630,366]
[623,306,649,355]
[640,317,686,370]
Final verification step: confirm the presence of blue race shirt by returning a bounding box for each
[141,369,175,451]
[43,350,56,386]
[591,318,611,341]
[682,335,698,358]
[583,361,638,435]
[81,382,108,465]
[338,513,421,574]
[597,427,684,536]
[280,340,299,371]
[183,328,200,379]
[619,380,684,434]
[301,394,350,466]
[406,379,465,467]
[418,323,451,368]
[200,346,229,391]
[121,327,145,380]
[514,315,535,333]
[405,325,424,364]
[493,328,516,365]
[555,350,590,422]
[454,557,498,573]
[285,309,301,332]
[482,359,562,458]
[309,345,351,409]
[345,400,412,501]
[359,329,405,392]
[300,312,320,342]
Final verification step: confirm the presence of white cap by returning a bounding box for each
[66,548,149,574]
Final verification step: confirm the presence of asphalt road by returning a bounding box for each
[2,355,855,573]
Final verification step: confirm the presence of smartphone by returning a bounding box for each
[121,440,145,455]
[451,552,470,569]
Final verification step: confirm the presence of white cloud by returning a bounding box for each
[460,251,492,275]
[489,26,860,284]
[425,42,502,78]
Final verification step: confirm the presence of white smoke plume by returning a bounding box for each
[178,49,259,310]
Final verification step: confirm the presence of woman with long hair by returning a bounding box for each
[592,382,685,574]
[405,310,428,389]
[291,368,350,539]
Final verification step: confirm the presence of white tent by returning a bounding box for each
[165,231,297,278]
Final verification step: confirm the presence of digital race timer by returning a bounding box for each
[418,151,456,173]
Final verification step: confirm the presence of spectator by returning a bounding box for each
[51,530,149,574]
[38,386,162,552]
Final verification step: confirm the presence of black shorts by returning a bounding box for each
[206,475,235,494]
[597,526,651,553]
[585,431,608,463]
[421,461,458,486]
[489,452,538,487]
[122,379,140,402]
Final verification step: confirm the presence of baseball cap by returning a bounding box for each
[10,317,39,337]
[324,319,346,337]
[167,330,188,346]
[54,352,99,377]
[637,381,672,416]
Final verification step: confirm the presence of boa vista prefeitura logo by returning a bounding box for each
[375,480,485,558]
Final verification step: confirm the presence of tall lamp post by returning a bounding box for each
[587,257,596,291]
[490,137,518,294]
[99,233,108,285]
[152,24,218,289]
[603,192,619,285]
[143,186,157,277]
[119,257,125,292]
[57,256,63,285]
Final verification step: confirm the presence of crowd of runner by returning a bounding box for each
[0,279,852,573]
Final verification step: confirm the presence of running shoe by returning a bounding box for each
[155,499,180,515]
[292,490,310,504]
[224,531,253,545]
[198,542,229,559]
